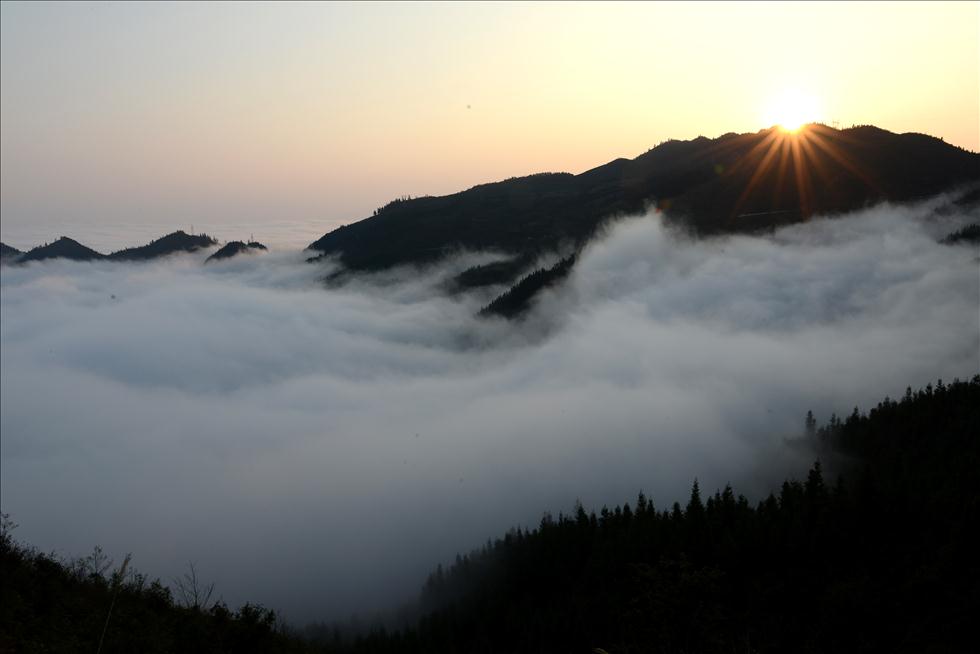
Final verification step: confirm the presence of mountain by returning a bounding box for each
[0,242,22,263]
[17,237,106,263]
[107,230,217,261]
[307,124,980,279]
[205,240,268,263]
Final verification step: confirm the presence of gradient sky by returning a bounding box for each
[2,1,977,241]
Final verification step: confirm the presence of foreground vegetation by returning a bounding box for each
[3,376,978,653]
[320,376,980,653]
[0,525,312,653]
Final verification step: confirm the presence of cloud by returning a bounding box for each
[1,198,977,623]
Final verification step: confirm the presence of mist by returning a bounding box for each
[1,197,977,623]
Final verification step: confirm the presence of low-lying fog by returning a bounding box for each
[1,197,977,623]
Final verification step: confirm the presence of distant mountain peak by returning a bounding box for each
[108,230,217,261]
[18,236,106,263]
[7,230,221,265]
[205,240,268,263]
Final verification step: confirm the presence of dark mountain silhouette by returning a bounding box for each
[0,242,22,262]
[108,230,217,261]
[308,124,979,285]
[205,240,268,263]
[18,237,106,263]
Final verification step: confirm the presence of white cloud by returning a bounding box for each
[1,198,977,622]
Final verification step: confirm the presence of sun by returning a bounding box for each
[763,88,822,132]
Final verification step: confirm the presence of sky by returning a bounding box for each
[1,1,978,247]
[2,196,977,622]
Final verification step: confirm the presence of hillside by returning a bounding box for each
[205,240,268,263]
[4,378,978,652]
[316,376,980,654]
[307,125,980,278]
[478,255,576,319]
[17,237,106,263]
[108,231,217,261]
[0,242,22,262]
[0,528,315,654]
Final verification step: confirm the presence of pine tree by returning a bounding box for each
[805,410,817,438]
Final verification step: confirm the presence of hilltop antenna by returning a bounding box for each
[190,224,194,234]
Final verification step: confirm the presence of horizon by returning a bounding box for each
[1,121,973,252]
[2,1,977,244]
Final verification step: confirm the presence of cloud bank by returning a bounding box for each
[1,198,977,623]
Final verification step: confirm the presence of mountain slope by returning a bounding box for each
[107,231,217,261]
[478,255,576,319]
[322,377,980,654]
[0,242,22,263]
[205,241,268,263]
[0,530,316,654]
[308,125,979,274]
[18,237,106,263]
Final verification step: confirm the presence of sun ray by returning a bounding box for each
[795,131,835,197]
[731,130,784,219]
[772,135,793,206]
[804,126,882,193]
[789,133,813,218]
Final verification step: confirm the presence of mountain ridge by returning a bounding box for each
[307,124,979,276]
[2,231,224,266]
[107,230,217,261]
[17,237,106,263]
[205,240,269,263]
[0,242,23,261]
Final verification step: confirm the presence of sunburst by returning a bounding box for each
[763,88,822,133]
[727,123,880,222]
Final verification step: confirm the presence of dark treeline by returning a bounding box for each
[478,255,577,319]
[448,254,538,292]
[0,531,312,654]
[319,376,979,653]
[941,222,980,245]
[3,377,978,652]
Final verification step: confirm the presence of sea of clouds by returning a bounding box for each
[1,197,977,623]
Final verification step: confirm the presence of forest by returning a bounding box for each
[2,375,978,653]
